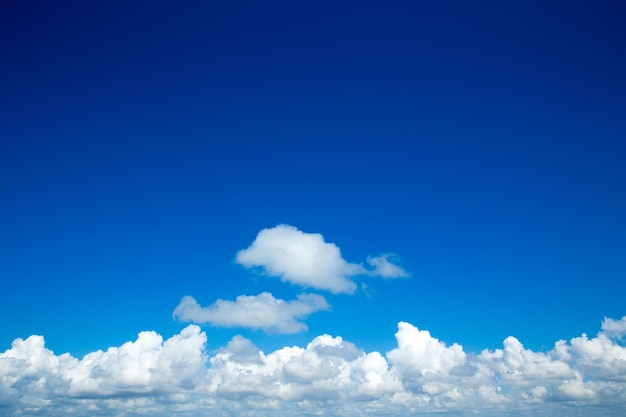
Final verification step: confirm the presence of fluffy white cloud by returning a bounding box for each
[387,322,466,379]
[207,332,401,403]
[2,317,626,417]
[236,225,365,294]
[367,254,409,278]
[0,325,208,416]
[172,292,329,334]
[565,333,626,381]
[602,316,626,339]
[235,225,410,293]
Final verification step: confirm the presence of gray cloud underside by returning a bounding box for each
[1,317,626,417]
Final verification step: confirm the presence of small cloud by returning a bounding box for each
[173,292,329,334]
[601,316,626,339]
[360,282,373,298]
[367,254,409,278]
[235,224,365,294]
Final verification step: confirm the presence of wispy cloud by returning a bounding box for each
[172,292,329,334]
[2,316,626,416]
[367,254,410,278]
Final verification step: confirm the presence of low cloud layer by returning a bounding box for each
[2,317,626,417]
[235,225,408,294]
[173,292,329,334]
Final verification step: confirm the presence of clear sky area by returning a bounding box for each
[1,1,625,416]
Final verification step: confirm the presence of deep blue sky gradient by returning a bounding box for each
[1,0,625,357]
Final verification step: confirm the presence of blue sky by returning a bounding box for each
[1,1,626,416]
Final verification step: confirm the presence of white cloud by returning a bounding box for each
[2,316,626,416]
[602,316,626,339]
[207,333,400,403]
[367,254,410,278]
[387,322,467,378]
[235,225,410,294]
[236,224,365,294]
[64,324,208,396]
[565,332,626,381]
[0,325,208,415]
[172,292,329,334]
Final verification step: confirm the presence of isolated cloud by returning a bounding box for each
[236,225,365,294]
[367,254,410,278]
[172,292,329,334]
[2,317,626,416]
[235,225,410,294]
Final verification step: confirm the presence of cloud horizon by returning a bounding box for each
[1,316,625,416]
[4,0,625,416]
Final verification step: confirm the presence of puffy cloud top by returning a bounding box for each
[2,317,626,416]
[236,225,365,293]
[387,322,466,378]
[0,325,208,413]
[602,316,626,339]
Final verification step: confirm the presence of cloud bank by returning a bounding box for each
[2,317,626,417]
[173,292,329,334]
[235,225,408,294]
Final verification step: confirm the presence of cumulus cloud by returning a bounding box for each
[2,316,626,416]
[172,292,329,334]
[602,316,626,339]
[387,322,466,379]
[0,325,208,415]
[235,225,410,294]
[236,225,365,294]
[207,332,400,403]
[565,332,626,381]
[367,254,410,278]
